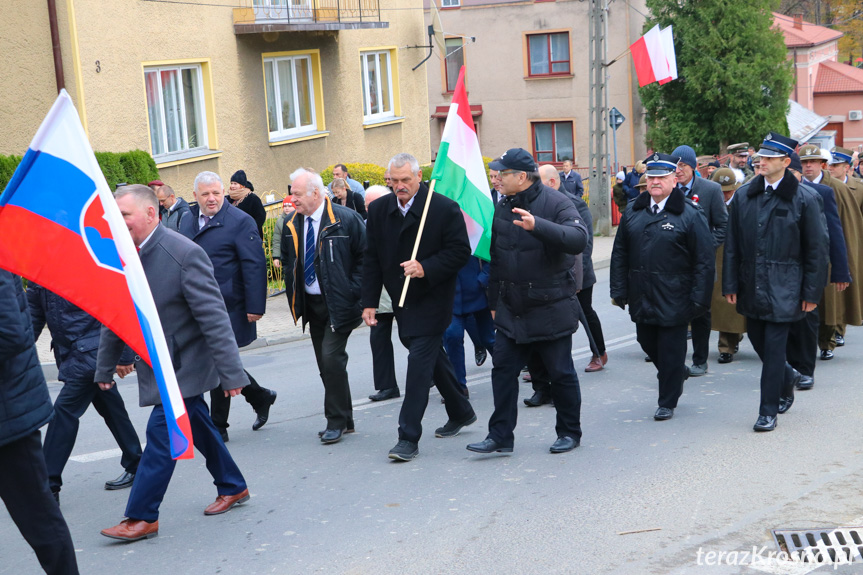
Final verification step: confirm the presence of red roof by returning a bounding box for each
[815,60,863,94]
[773,12,843,48]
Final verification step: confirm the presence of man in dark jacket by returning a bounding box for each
[180,171,275,441]
[559,160,584,197]
[0,270,79,574]
[467,148,588,455]
[155,184,192,232]
[28,285,143,500]
[362,153,476,462]
[610,153,715,422]
[672,145,728,377]
[282,168,366,445]
[723,133,828,432]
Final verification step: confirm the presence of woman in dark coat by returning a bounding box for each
[229,170,267,239]
[331,177,367,220]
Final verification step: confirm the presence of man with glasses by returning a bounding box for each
[154,184,191,232]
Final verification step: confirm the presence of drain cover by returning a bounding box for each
[773,527,863,564]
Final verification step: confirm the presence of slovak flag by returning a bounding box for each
[0,90,194,460]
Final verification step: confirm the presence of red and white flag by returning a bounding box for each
[630,24,677,87]
[658,25,678,85]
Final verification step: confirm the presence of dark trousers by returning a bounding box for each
[307,295,354,430]
[209,370,271,430]
[370,312,398,391]
[576,285,606,356]
[818,322,840,351]
[488,332,582,447]
[444,309,495,386]
[636,323,688,409]
[125,395,246,522]
[747,318,792,417]
[397,333,475,443]
[690,310,711,365]
[43,378,142,493]
[0,430,78,575]
[787,308,818,377]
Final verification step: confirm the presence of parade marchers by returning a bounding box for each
[3,140,863,558]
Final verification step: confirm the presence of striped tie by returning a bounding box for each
[304,218,316,287]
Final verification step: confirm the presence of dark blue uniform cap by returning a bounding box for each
[757,132,797,158]
[644,153,681,177]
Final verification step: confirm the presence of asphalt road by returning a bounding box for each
[3,268,863,575]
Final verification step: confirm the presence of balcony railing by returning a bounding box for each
[233,0,385,32]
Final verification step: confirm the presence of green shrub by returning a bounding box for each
[322,163,386,188]
[421,164,433,182]
[119,150,160,185]
[94,152,125,189]
[0,155,23,191]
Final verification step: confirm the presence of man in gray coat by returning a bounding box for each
[155,184,191,232]
[95,185,250,542]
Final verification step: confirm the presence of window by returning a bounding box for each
[145,64,209,158]
[361,50,395,122]
[441,0,460,6]
[526,32,570,77]
[444,38,464,92]
[531,121,573,163]
[264,54,317,139]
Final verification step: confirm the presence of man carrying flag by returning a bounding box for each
[96,185,251,541]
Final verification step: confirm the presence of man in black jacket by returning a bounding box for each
[466,148,588,455]
[362,153,476,462]
[723,133,828,432]
[610,154,715,422]
[282,168,366,445]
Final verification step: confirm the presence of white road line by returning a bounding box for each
[70,444,145,463]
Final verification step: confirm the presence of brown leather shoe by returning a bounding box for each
[585,355,605,372]
[101,518,158,541]
[204,488,250,516]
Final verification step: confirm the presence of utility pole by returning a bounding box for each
[588,0,612,235]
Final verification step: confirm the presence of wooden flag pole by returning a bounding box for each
[398,179,437,308]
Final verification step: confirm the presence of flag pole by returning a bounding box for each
[398,178,437,308]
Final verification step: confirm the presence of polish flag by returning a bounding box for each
[630,25,670,87]
[658,26,678,85]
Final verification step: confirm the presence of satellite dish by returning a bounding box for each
[410,0,447,71]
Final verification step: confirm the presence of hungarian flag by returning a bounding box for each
[430,66,494,261]
[630,24,676,87]
[0,90,194,460]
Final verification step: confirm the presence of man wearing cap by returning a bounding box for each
[467,148,588,455]
[559,160,584,198]
[798,144,863,360]
[723,133,828,432]
[671,145,728,377]
[154,184,192,233]
[726,143,753,183]
[611,153,714,422]
[829,146,863,210]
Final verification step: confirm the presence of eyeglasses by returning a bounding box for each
[498,170,520,178]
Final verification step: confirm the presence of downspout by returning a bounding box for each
[793,47,798,103]
[47,0,65,92]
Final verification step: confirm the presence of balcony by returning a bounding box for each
[233,0,388,34]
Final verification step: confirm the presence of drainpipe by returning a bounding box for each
[793,47,798,103]
[48,0,65,92]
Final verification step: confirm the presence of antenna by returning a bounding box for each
[409,0,446,71]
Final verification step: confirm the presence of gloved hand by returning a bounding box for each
[612,298,627,310]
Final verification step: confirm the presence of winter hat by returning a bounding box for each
[231,170,254,192]
[672,145,697,169]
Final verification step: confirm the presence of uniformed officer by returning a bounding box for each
[723,133,828,432]
[610,154,715,421]
[726,143,754,183]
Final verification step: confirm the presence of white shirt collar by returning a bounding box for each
[397,194,416,217]
[764,175,784,191]
[805,172,823,185]
[138,224,159,250]
[308,197,326,225]
[650,195,670,213]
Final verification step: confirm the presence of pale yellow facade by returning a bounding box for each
[0,0,432,198]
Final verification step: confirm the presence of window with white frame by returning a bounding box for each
[360,51,394,122]
[264,55,316,139]
[441,0,460,6]
[145,64,208,158]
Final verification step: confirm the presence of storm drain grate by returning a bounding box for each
[773,527,863,564]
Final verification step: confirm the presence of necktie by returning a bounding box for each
[652,205,659,215]
[201,215,210,229]
[304,218,316,287]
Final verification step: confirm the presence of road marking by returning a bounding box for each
[70,445,145,463]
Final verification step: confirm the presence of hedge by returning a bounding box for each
[322,157,495,188]
[0,149,160,191]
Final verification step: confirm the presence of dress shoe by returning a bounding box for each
[523,392,552,407]
[654,407,674,420]
[718,353,733,364]
[252,389,277,431]
[368,387,400,402]
[219,428,229,443]
[388,440,419,461]
[320,429,344,444]
[204,488,250,515]
[475,348,487,366]
[466,437,513,454]
[820,349,834,360]
[318,427,354,438]
[549,436,579,454]
[689,363,708,377]
[796,375,814,390]
[104,470,135,491]
[778,369,800,414]
[835,333,845,347]
[101,518,159,541]
[753,415,777,432]
[435,413,477,437]
[585,353,607,373]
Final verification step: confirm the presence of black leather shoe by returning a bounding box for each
[435,413,477,438]
[820,349,834,360]
[368,388,400,402]
[835,333,845,347]
[252,389,277,431]
[466,437,513,454]
[718,353,733,364]
[318,427,354,438]
[475,349,487,366]
[320,429,344,444]
[654,407,674,421]
[796,375,814,390]
[219,428,229,443]
[778,369,800,414]
[523,392,551,407]
[105,470,135,491]
[388,440,419,461]
[549,436,579,454]
[753,415,777,432]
